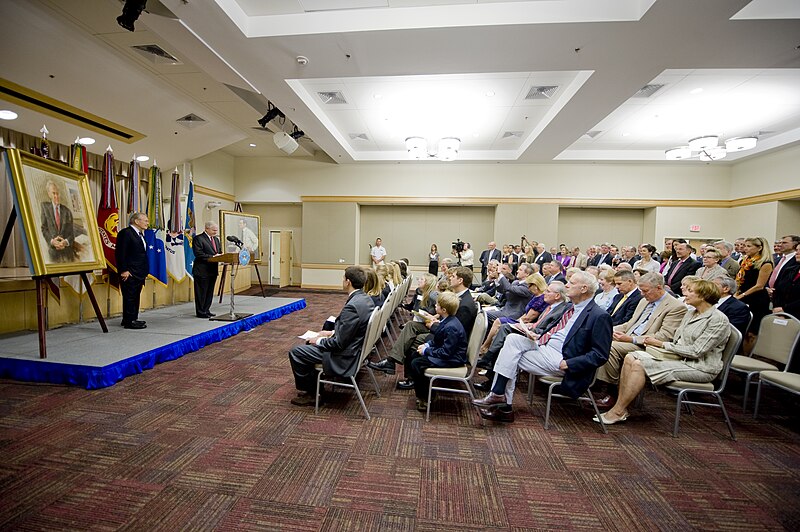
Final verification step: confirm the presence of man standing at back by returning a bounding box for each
[289,266,374,406]
[193,221,221,318]
[480,241,502,281]
[115,212,150,329]
[371,238,386,267]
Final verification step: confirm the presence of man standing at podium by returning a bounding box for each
[193,220,221,318]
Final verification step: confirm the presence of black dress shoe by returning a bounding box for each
[479,407,515,423]
[207,312,216,317]
[396,379,415,390]
[132,320,146,326]
[474,381,492,392]
[123,322,146,330]
[476,356,493,370]
[367,358,396,375]
[472,392,507,409]
[197,313,210,318]
[594,393,616,409]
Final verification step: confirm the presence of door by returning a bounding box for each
[269,231,281,285]
[279,231,292,287]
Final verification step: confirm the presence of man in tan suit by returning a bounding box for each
[594,272,687,408]
[569,246,588,270]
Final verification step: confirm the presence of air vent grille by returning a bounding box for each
[176,113,206,129]
[524,85,558,100]
[349,133,369,141]
[317,91,348,104]
[131,44,181,65]
[501,131,523,139]
[633,84,665,98]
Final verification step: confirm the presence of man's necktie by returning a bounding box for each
[630,302,656,336]
[768,255,787,288]
[538,307,575,345]
[54,205,60,230]
[611,293,629,315]
[667,259,684,285]
[211,235,217,253]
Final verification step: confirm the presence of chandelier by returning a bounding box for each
[405,137,461,161]
[665,135,757,161]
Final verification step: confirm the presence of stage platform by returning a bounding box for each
[0,296,306,389]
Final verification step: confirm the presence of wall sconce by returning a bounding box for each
[206,201,222,209]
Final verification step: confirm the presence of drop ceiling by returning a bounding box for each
[0,0,798,167]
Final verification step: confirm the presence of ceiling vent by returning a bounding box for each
[317,91,348,104]
[176,113,206,129]
[524,85,558,100]
[633,84,665,98]
[349,133,369,141]
[501,131,523,139]
[131,44,182,65]
[584,130,603,139]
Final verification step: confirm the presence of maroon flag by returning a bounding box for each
[98,146,120,289]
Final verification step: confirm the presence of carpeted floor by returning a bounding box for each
[0,287,798,531]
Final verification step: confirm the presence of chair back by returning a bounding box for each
[358,307,382,366]
[464,311,488,376]
[752,313,800,366]
[714,325,743,392]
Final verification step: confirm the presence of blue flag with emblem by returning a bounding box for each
[144,229,167,285]
[183,178,196,279]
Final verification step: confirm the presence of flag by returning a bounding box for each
[145,162,167,285]
[165,168,186,282]
[183,178,196,279]
[97,146,120,291]
[62,139,90,295]
[124,157,142,228]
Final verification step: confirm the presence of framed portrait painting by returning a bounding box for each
[219,210,261,263]
[4,148,106,276]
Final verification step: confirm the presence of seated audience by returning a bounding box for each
[472,272,612,423]
[542,261,567,284]
[714,240,741,278]
[288,266,374,406]
[479,273,548,354]
[596,279,731,425]
[633,244,661,274]
[594,272,687,408]
[486,263,535,325]
[608,270,643,326]
[594,269,619,310]
[362,267,386,308]
[474,259,501,305]
[696,248,727,280]
[406,291,468,412]
[404,273,439,316]
[713,275,751,337]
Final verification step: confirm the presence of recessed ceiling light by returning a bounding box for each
[690,87,704,94]
[0,110,18,120]
[621,132,631,137]
[485,90,495,97]
[136,155,150,162]
[249,143,257,147]
[373,94,382,99]
[78,137,96,145]
[472,132,479,138]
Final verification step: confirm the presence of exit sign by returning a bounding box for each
[689,225,701,232]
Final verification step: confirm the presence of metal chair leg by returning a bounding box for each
[672,389,687,437]
[315,371,323,415]
[544,383,555,429]
[742,373,754,413]
[753,379,764,419]
[586,389,608,434]
[426,377,435,422]
[716,393,736,440]
[366,367,381,397]
[350,376,371,420]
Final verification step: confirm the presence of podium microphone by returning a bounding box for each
[227,235,243,249]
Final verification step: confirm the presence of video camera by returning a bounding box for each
[452,239,465,254]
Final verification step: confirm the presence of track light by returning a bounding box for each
[258,104,285,128]
[289,130,305,140]
[116,0,148,32]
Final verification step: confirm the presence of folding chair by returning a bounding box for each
[531,371,608,434]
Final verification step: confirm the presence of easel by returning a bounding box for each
[218,260,265,302]
[1,207,108,359]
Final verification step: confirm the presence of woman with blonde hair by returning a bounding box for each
[594,269,619,310]
[362,266,386,307]
[389,261,403,287]
[375,264,392,298]
[479,273,548,354]
[735,236,774,352]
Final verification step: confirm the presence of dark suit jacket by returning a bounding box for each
[665,258,701,295]
[192,231,221,277]
[318,289,375,377]
[423,315,467,367]
[533,302,573,335]
[40,201,75,261]
[608,288,643,326]
[560,300,613,398]
[115,226,149,280]
[432,290,477,338]
[773,259,800,318]
[717,296,751,337]
[534,251,553,269]
[475,278,498,297]
[545,273,567,285]
[479,248,502,278]
[591,253,613,267]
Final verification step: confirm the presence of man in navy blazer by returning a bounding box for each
[665,241,701,295]
[608,270,643,326]
[473,271,613,422]
[479,241,502,281]
[192,221,222,318]
[115,212,150,329]
[713,276,751,336]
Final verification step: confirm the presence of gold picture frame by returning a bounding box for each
[4,148,106,276]
[219,210,262,263]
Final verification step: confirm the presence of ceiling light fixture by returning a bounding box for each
[258,103,285,128]
[405,137,461,162]
[665,135,758,161]
[135,155,150,162]
[0,110,18,120]
[248,143,256,147]
[116,0,147,32]
[78,137,96,145]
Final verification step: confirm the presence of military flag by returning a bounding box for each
[183,177,196,279]
[97,146,120,291]
[165,168,186,282]
[145,162,167,285]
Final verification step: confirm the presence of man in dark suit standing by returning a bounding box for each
[115,212,150,329]
[289,266,375,406]
[192,220,221,318]
[479,241,502,281]
[40,180,75,263]
[664,241,701,295]
[473,271,612,422]
[533,243,553,271]
[713,276,752,336]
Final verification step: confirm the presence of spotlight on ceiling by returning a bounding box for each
[274,132,299,155]
[258,104,285,129]
[116,0,148,32]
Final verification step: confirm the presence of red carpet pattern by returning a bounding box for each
[0,287,798,530]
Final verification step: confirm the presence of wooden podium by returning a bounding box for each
[208,252,253,321]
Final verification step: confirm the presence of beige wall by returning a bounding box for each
[359,205,494,266]
[241,203,303,284]
[193,151,235,195]
[777,200,800,239]
[302,202,358,264]
[558,208,644,250]
[730,144,800,198]
[494,204,558,249]
[727,203,779,242]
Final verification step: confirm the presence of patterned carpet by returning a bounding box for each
[0,287,798,531]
